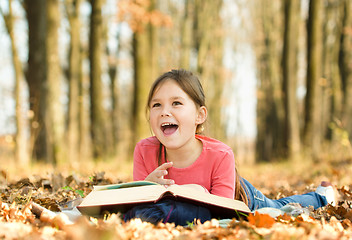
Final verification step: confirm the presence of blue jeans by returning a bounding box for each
[241,178,328,211]
[124,199,211,225]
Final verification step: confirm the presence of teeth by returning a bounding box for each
[161,123,175,127]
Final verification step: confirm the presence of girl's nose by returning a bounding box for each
[161,107,172,117]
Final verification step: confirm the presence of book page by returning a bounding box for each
[166,184,250,213]
[80,185,168,207]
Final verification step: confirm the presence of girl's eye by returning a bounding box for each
[152,103,161,108]
[173,101,182,106]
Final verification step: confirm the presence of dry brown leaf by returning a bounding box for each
[1,164,352,239]
[339,186,352,200]
[342,219,352,229]
[277,213,293,223]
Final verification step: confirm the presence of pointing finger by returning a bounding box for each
[157,162,173,170]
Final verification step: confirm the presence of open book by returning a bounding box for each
[77,181,250,219]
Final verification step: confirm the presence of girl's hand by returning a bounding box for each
[145,162,175,185]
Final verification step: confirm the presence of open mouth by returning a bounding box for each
[161,123,179,136]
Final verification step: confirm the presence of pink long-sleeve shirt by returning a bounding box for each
[133,135,236,199]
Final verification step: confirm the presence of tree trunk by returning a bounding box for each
[89,0,111,159]
[131,0,158,147]
[340,0,352,139]
[24,0,64,163]
[109,60,120,155]
[24,0,47,161]
[282,0,301,158]
[45,0,65,164]
[323,0,343,142]
[1,0,30,165]
[132,32,152,145]
[304,0,323,158]
[254,0,285,161]
[149,0,159,82]
[78,50,92,161]
[107,25,121,156]
[194,0,225,139]
[180,0,194,69]
[66,0,82,165]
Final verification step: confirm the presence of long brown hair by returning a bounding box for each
[146,69,248,205]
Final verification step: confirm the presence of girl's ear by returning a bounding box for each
[196,106,207,125]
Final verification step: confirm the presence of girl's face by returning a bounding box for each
[149,79,207,150]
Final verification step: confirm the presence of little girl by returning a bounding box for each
[124,69,336,225]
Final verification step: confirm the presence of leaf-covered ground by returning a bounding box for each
[1,157,352,239]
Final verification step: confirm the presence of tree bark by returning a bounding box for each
[149,0,159,82]
[254,0,285,161]
[66,0,82,164]
[78,49,91,161]
[44,0,65,164]
[282,0,301,158]
[340,0,352,139]
[131,0,158,147]
[24,0,64,163]
[194,0,225,139]
[322,0,343,142]
[132,32,152,145]
[106,25,121,156]
[304,0,324,158]
[89,0,111,159]
[1,0,30,165]
[180,0,194,69]
[24,0,47,161]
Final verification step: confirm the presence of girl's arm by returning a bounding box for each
[133,144,150,181]
[209,151,236,199]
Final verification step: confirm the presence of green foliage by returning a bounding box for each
[62,186,85,197]
[89,176,94,182]
[235,209,249,219]
[186,220,195,229]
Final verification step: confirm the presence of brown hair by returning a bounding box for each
[235,168,249,206]
[146,69,248,205]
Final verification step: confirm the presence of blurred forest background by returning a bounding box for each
[0,0,351,170]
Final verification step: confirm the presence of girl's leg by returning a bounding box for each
[241,178,328,211]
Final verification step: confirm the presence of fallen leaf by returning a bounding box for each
[248,212,276,228]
